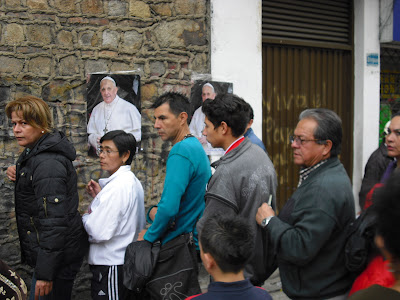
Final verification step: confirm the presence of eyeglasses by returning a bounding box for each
[289,135,324,145]
[97,148,119,156]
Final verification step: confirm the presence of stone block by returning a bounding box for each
[154,20,206,48]
[5,0,21,8]
[26,0,49,10]
[68,17,89,25]
[151,3,172,17]
[89,18,110,26]
[108,0,127,16]
[181,20,206,46]
[99,50,118,57]
[141,83,157,101]
[59,55,80,76]
[53,0,77,13]
[42,80,73,102]
[3,24,24,44]
[129,0,151,18]
[28,57,52,76]
[173,0,206,15]
[191,53,208,73]
[0,56,24,74]
[79,31,95,46]
[81,0,104,14]
[57,30,74,46]
[81,50,96,57]
[173,0,191,15]
[102,29,119,48]
[85,59,109,74]
[121,30,142,52]
[32,14,55,22]
[149,61,165,77]
[0,86,11,103]
[110,62,132,72]
[26,25,52,44]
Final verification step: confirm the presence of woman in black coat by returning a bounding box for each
[5,96,88,300]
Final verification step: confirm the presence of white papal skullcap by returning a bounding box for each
[202,82,215,93]
[100,76,116,87]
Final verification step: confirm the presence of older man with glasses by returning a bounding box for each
[256,108,355,300]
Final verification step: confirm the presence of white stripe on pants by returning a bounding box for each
[107,266,119,300]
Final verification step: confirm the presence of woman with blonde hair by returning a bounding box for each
[5,95,87,300]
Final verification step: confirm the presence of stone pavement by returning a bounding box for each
[262,269,290,299]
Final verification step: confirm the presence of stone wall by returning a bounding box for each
[0,0,210,298]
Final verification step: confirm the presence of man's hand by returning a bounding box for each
[6,165,16,182]
[256,203,276,226]
[137,229,147,241]
[35,280,53,300]
[86,179,101,198]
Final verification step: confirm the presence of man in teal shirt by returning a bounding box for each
[138,92,211,246]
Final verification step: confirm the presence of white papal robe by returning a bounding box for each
[87,95,141,150]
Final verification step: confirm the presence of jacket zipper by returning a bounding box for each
[30,217,40,243]
[43,197,47,217]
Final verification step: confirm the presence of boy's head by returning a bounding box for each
[199,214,255,274]
[202,93,250,138]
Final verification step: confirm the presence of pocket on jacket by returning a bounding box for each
[39,195,66,218]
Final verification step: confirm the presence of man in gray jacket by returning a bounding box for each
[197,93,277,286]
[256,108,355,299]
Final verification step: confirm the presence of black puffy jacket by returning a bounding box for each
[14,131,88,281]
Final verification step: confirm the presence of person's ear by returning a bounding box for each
[322,139,333,156]
[220,121,229,134]
[121,150,130,164]
[203,253,216,271]
[179,112,188,125]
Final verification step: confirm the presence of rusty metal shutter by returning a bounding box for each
[262,0,352,49]
[262,0,353,211]
[262,45,353,211]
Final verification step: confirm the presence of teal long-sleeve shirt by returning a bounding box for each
[144,136,211,246]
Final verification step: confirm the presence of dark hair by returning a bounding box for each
[247,102,254,121]
[391,112,400,120]
[299,108,342,157]
[202,93,250,138]
[374,170,400,260]
[200,214,255,274]
[151,92,191,122]
[100,130,136,165]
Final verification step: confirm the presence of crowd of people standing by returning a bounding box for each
[3,80,400,300]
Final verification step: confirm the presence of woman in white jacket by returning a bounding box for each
[83,130,145,300]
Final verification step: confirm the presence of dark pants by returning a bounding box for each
[29,274,74,300]
[90,265,134,300]
[29,259,82,300]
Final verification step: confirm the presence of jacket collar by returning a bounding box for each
[211,138,251,169]
[99,165,131,188]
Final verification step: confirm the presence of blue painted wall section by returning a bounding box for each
[394,0,400,41]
